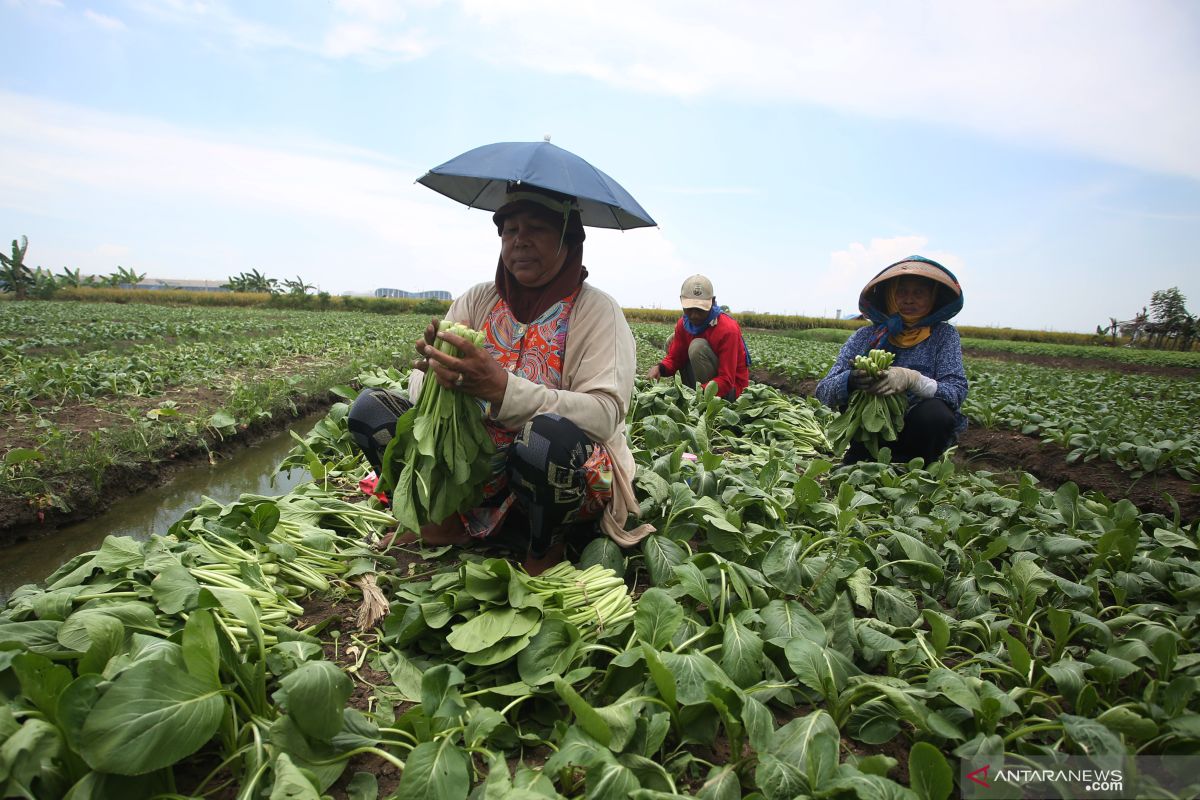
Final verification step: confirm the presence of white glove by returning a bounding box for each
[870,366,937,398]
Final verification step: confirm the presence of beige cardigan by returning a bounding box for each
[408,281,653,546]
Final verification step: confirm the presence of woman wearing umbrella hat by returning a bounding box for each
[349,183,650,575]
[815,256,968,464]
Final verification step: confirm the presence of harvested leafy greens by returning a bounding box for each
[380,320,495,533]
[826,348,908,458]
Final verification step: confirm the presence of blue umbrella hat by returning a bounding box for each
[417,138,655,230]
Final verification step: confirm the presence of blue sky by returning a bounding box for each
[2,0,1198,332]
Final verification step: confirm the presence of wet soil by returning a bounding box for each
[750,367,1200,525]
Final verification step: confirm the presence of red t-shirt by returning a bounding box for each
[660,314,750,399]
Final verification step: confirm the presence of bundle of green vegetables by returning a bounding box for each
[825,348,908,458]
[380,320,496,533]
[385,558,633,668]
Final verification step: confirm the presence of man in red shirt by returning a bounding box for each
[646,274,750,400]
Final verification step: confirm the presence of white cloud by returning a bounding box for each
[107,1,1200,178]
[0,91,691,301]
[453,0,1200,180]
[798,236,965,319]
[83,9,126,30]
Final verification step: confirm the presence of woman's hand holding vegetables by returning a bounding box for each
[848,369,876,391]
[411,316,441,370]
[424,328,509,407]
[869,366,921,396]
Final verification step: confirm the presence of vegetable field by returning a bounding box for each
[2,368,1198,799]
[634,322,1200,483]
[0,301,427,532]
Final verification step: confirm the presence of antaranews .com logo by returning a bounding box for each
[959,756,1199,800]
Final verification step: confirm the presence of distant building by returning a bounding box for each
[132,278,230,292]
[374,288,451,301]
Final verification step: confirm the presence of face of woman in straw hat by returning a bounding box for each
[892,276,936,318]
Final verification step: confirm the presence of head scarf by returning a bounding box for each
[858,256,963,350]
[492,187,587,324]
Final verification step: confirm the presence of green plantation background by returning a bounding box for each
[1,297,1199,799]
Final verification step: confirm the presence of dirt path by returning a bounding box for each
[751,369,1199,524]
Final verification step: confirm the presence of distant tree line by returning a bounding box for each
[1101,287,1196,350]
[0,236,153,299]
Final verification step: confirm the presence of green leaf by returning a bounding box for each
[3,447,42,466]
[925,669,981,712]
[1060,713,1124,755]
[94,536,144,573]
[642,535,686,587]
[380,649,424,702]
[587,760,641,800]
[77,660,224,775]
[761,537,806,594]
[921,609,950,655]
[270,752,323,800]
[182,608,220,688]
[150,564,201,614]
[785,639,860,701]
[1001,631,1031,682]
[421,664,466,730]
[672,562,712,607]
[721,616,764,687]
[446,608,519,653]
[12,653,73,725]
[275,661,353,742]
[697,764,741,800]
[760,600,825,645]
[634,588,685,650]
[346,771,379,800]
[518,618,582,686]
[871,586,919,627]
[769,710,840,792]
[554,677,611,747]
[641,644,677,712]
[1096,707,1158,741]
[659,651,731,706]
[0,718,64,797]
[847,568,874,610]
[579,537,626,576]
[908,742,953,800]
[394,738,470,800]
[1046,662,1094,695]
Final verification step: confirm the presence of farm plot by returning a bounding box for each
[0,301,427,532]
[2,375,1197,799]
[964,361,1200,480]
[634,321,1200,482]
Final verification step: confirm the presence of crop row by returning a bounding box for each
[0,306,428,412]
[2,375,1196,798]
[783,327,1200,369]
[964,363,1200,479]
[0,300,305,353]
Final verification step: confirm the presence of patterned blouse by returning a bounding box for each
[462,291,614,539]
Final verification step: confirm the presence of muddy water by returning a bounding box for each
[0,413,324,603]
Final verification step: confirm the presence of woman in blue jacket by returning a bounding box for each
[815,256,968,464]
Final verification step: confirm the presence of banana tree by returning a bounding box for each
[0,236,34,299]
